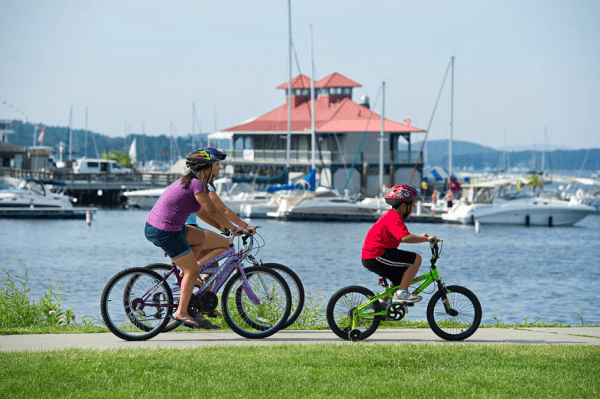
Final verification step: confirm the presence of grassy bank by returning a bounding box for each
[1,344,598,398]
[1,266,595,335]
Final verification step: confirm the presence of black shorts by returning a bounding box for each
[362,248,417,287]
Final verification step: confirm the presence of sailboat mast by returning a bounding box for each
[379,81,385,195]
[542,126,546,173]
[310,23,316,171]
[68,103,73,161]
[192,102,195,151]
[84,107,88,158]
[449,56,454,180]
[286,0,292,173]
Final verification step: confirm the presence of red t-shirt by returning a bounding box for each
[361,209,410,259]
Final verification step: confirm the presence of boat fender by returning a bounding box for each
[525,215,530,227]
[548,216,553,227]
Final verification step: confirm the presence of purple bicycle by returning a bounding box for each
[100,230,292,341]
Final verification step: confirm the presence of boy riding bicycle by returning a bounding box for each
[361,185,437,304]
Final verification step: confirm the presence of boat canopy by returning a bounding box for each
[267,169,316,193]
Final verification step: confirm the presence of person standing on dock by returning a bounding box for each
[431,189,439,215]
[444,190,454,209]
[361,185,437,304]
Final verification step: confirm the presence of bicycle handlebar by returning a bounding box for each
[430,239,443,259]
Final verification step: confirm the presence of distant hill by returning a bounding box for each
[5,120,208,163]
[399,140,497,156]
[4,120,599,171]
[401,139,599,172]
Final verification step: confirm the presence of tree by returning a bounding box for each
[102,150,131,166]
[525,174,544,196]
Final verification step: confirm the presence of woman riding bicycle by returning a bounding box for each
[186,147,257,265]
[145,148,243,329]
[361,184,437,304]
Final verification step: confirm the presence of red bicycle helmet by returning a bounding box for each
[384,185,419,207]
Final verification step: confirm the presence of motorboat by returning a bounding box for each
[442,180,597,226]
[122,187,165,210]
[123,177,273,213]
[267,186,381,221]
[0,177,93,219]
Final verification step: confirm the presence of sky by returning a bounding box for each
[1,0,599,150]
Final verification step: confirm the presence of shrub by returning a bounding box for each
[0,265,76,328]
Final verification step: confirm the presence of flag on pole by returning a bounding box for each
[37,127,45,143]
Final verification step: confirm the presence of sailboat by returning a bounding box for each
[129,138,137,165]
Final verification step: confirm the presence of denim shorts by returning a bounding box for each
[145,222,191,259]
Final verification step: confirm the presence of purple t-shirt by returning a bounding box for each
[147,178,204,232]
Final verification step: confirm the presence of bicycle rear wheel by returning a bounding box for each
[426,285,482,341]
[145,263,182,333]
[100,267,173,341]
[221,266,291,339]
[262,263,304,329]
[326,286,380,341]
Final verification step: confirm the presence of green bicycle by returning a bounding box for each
[326,240,482,341]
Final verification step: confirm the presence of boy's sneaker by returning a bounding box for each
[392,290,422,303]
[378,298,391,308]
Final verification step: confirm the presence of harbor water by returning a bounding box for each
[1,210,599,326]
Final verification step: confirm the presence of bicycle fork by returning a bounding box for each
[433,273,457,316]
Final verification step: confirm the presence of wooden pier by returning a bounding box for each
[1,167,180,207]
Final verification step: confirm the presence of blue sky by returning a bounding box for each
[1,0,599,150]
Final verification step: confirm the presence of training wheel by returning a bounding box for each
[349,329,363,342]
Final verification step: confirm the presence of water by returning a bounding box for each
[1,211,599,326]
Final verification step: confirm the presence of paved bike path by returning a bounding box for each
[1,328,599,352]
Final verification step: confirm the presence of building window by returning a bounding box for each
[343,87,351,95]
[330,87,336,95]
[296,89,302,96]
[302,89,309,96]
[337,87,342,94]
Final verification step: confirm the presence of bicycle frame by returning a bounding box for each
[152,234,265,307]
[350,240,448,329]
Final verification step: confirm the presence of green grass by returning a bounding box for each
[0,344,598,398]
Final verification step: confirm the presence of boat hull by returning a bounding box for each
[443,200,596,226]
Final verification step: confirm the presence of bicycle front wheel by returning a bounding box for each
[262,263,304,329]
[221,266,291,339]
[100,267,173,341]
[426,285,482,341]
[326,286,380,341]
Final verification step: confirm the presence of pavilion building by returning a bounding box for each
[208,72,425,197]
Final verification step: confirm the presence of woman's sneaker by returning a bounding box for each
[392,290,422,303]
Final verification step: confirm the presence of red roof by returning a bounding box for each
[276,72,362,90]
[276,74,313,90]
[315,72,361,88]
[223,96,424,133]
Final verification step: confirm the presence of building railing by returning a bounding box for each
[229,149,333,164]
[228,149,421,165]
[358,151,422,164]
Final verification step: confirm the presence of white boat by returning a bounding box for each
[122,187,165,209]
[0,178,93,219]
[123,177,272,213]
[267,186,381,221]
[442,180,597,226]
